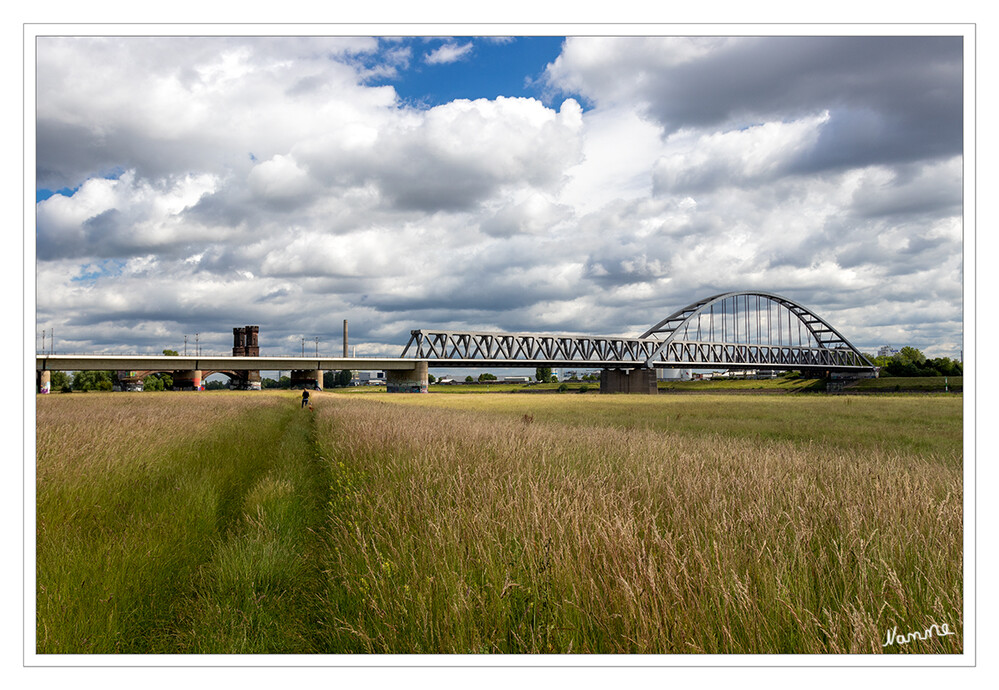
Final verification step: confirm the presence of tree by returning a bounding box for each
[335,370,352,387]
[323,370,348,388]
[535,367,552,383]
[205,379,228,390]
[163,349,179,356]
[50,371,71,392]
[896,346,927,366]
[478,373,497,382]
[465,375,474,383]
[72,370,113,391]
[930,357,962,377]
[428,374,437,384]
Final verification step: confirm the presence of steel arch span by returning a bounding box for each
[638,291,874,371]
[401,291,875,374]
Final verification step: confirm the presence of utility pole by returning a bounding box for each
[343,320,348,358]
[315,337,320,356]
[301,337,305,357]
[41,329,45,354]
[184,335,188,356]
[196,332,200,356]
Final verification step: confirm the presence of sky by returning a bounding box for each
[33,33,967,366]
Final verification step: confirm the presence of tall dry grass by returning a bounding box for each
[313,394,962,654]
[35,391,963,655]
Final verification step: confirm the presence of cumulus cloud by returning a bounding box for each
[34,34,965,360]
[545,36,963,170]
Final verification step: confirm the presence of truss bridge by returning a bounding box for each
[401,291,875,391]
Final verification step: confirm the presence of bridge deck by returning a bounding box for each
[35,355,421,372]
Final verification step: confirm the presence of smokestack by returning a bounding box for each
[343,319,348,357]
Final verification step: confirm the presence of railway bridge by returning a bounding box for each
[36,291,876,395]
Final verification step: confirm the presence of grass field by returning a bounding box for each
[35,390,963,654]
[344,376,962,394]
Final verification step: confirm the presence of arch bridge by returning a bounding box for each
[401,291,875,392]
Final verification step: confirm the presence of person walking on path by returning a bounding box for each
[301,388,310,408]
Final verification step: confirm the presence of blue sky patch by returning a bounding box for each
[367,37,582,109]
[71,259,126,283]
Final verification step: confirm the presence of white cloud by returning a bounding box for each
[33,35,965,360]
[425,41,474,65]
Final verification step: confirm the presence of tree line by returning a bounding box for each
[864,346,962,377]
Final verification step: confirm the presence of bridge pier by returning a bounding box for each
[230,370,261,390]
[387,361,428,393]
[291,369,322,390]
[38,370,51,394]
[600,368,658,395]
[173,370,203,391]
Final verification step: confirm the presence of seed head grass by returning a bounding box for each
[36,390,962,654]
[312,393,962,654]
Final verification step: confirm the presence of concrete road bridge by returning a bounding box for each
[36,291,876,395]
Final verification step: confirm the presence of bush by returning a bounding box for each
[558,383,569,393]
[578,385,590,393]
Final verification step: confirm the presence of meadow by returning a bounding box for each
[35,390,963,654]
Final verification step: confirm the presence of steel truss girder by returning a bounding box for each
[401,330,665,365]
[401,334,873,371]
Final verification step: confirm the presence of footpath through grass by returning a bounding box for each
[36,390,964,654]
[36,391,331,653]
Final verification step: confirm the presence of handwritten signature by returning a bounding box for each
[883,623,956,648]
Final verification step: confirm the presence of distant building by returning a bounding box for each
[500,376,531,383]
[354,371,386,385]
[878,345,900,358]
[658,369,692,381]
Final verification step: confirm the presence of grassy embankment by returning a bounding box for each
[340,376,962,394]
[36,390,963,654]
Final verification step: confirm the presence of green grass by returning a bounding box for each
[36,390,963,654]
[372,392,963,459]
[36,392,331,653]
[658,377,826,391]
[849,376,962,392]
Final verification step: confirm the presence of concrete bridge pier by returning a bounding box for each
[600,367,658,394]
[38,370,51,394]
[291,369,322,390]
[387,361,428,393]
[173,370,203,391]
